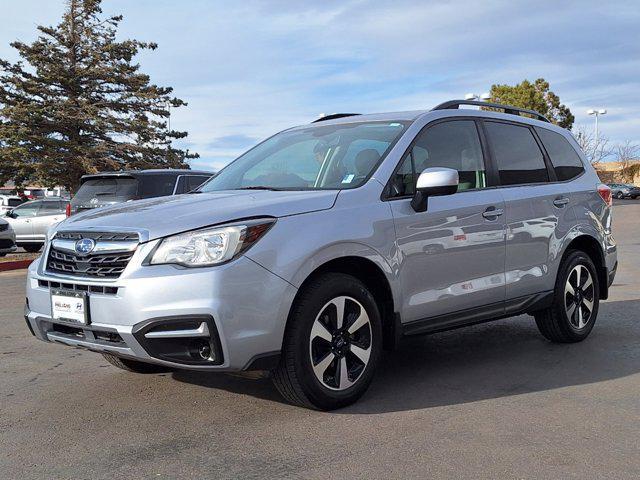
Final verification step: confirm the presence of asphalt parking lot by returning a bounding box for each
[2,200,639,479]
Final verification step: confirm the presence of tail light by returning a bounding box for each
[597,184,613,207]
[65,203,71,217]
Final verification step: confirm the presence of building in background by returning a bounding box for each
[594,161,640,186]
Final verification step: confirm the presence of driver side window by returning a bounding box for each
[12,201,41,217]
[390,120,487,197]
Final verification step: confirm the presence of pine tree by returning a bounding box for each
[489,78,575,129]
[0,0,198,191]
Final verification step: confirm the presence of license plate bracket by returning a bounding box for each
[51,289,89,324]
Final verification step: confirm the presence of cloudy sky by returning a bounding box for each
[1,0,639,170]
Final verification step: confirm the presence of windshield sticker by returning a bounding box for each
[342,174,355,184]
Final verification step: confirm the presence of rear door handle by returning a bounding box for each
[482,207,504,219]
[553,196,570,208]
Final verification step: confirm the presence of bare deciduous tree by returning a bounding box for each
[573,126,613,164]
[615,140,640,167]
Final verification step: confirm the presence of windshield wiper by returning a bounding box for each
[237,186,285,191]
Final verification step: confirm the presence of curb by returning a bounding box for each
[0,259,34,272]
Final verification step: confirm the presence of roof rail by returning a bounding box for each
[312,113,361,123]
[432,99,550,123]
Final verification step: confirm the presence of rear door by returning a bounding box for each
[388,119,507,323]
[483,120,576,302]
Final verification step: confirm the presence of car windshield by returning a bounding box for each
[198,121,408,192]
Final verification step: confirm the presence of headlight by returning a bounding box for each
[148,218,275,267]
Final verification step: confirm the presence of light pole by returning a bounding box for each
[587,109,607,142]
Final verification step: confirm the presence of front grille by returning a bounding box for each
[55,231,139,241]
[0,238,15,248]
[0,223,8,232]
[46,231,139,279]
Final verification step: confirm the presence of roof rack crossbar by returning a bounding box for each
[432,100,550,123]
[312,113,361,123]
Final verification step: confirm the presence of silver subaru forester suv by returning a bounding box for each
[25,100,617,410]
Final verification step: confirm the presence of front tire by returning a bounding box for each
[102,353,171,373]
[272,273,382,410]
[534,250,599,343]
[22,243,43,253]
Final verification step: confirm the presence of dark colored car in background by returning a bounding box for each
[68,169,215,216]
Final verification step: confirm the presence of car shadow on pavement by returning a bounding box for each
[173,299,640,413]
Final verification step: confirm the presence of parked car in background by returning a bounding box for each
[0,218,17,257]
[4,198,68,252]
[25,100,617,410]
[22,188,47,200]
[0,194,25,215]
[68,169,215,216]
[607,183,640,199]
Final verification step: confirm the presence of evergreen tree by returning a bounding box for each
[0,0,198,191]
[489,78,575,129]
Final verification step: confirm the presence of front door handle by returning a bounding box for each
[553,196,570,208]
[482,206,504,220]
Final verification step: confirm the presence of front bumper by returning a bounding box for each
[25,246,297,371]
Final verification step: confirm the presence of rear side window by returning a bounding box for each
[138,175,179,198]
[535,127,585,181]
[39,201,65,215]
[485,122,549,186]
[8,198,22,207]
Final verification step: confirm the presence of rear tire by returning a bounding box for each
[102,353,171,374]
[534,250,599,343]
[272,273,382,410]
[23,243,42,253]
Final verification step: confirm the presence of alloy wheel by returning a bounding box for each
[564,264,595,329]
[309,296,372,391]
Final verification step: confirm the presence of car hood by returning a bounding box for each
[59,190,338,240]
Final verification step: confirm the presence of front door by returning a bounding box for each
[388,119,506,323]
[6,200,40,241]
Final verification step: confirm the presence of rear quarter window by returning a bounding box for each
[535,127,585,181]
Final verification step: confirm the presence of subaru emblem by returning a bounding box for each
[74,238,96,256]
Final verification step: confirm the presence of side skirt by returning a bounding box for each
[401,291,554,337]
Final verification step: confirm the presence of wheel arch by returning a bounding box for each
[563,234,609,300]
[291,253,400,351]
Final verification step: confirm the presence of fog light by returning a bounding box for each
[190,339,212,361]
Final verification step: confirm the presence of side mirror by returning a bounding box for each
[410,167,459,212]
[5,210,15,218]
